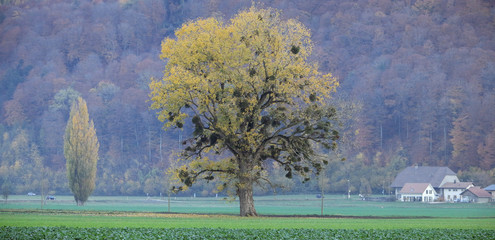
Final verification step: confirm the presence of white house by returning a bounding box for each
[399,183,437,202]
[440,181,473,202]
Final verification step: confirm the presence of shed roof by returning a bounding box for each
[461,187,492,198]
[399,183,431,194]
[391,166,456,188]
[484,184,495,191]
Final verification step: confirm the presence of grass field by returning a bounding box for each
[1,210,495,230]
[1,195,494,239]
[2,194,495,217]
[1,194,494,227]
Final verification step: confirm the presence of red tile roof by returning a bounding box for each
[400,183,431,194]
[440,182,473,189]
[461,187,492,198]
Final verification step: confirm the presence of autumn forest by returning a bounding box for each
[0,0,494,197]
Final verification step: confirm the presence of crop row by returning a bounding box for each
[1,227,494,240]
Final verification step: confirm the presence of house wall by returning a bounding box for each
[477,197,490,203]
[401,186,436,202]
[436,188,444,200]
[461,191,490,203]
[444,188,463,202]
[422,185,436,202]
[395,188,402,200]
[487,190,495,201]
[401,194,420,202]
[461,191,474,202]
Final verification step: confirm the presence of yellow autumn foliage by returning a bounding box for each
[150,6,339,216]
[150,7,338,133]
[64,97,99,206]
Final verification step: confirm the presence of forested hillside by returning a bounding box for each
[1,0,494,196]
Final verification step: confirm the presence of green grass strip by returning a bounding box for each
[1,212,494,230]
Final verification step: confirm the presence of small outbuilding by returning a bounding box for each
[460,187,492,203]
[483,184,495,201]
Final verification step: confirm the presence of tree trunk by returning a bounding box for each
[238,180,257,217]
[75,197,84,206]
[167,191,171,212]
[237,157,258,217]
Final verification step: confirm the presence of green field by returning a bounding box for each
[2,227,494,240]
[2,194,495,218]
[1,210,495,230]
[1,195,494,239]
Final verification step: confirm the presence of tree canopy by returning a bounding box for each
[150,7,339,216]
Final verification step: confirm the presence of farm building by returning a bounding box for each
[460,187,492,203]
[399,183,436,202]
[440,182,474,202]
[391,166,458,201]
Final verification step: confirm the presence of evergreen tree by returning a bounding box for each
[64,97,99,206]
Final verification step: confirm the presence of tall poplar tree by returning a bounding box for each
[64,97,99,206]
[150,7,340,216]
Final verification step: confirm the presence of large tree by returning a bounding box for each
[64,97,99,206]
[150,7,339,216]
